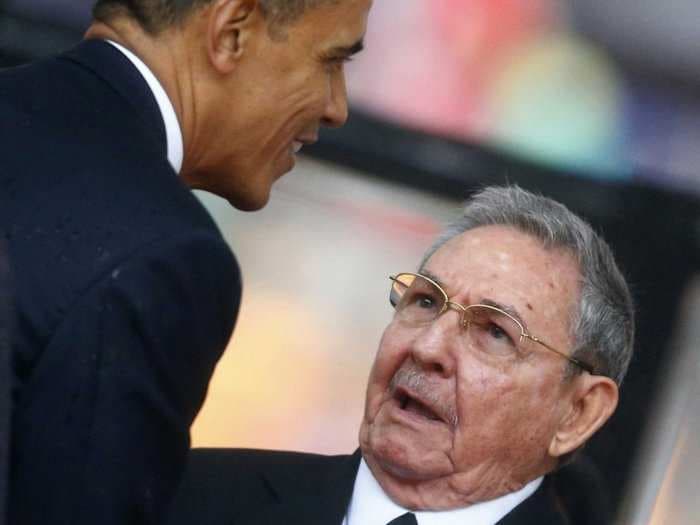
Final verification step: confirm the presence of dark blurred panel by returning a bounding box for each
[0,0,87,66]
[4,0,92,29]
[0,14,79,66]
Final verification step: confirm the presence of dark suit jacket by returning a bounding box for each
[0,40,241,524]
[0,243,10,525]
[168,449,612,525]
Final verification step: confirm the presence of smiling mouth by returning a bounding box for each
[396,390,442,422]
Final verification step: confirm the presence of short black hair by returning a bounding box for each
[92,0,339,35]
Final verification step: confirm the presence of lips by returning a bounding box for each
[291,135,318,154]
[394,387,445,424]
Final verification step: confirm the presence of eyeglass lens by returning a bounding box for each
[390,273,526,357]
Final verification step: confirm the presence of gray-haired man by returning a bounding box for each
[169,186,634,525]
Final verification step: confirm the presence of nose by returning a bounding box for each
[410,310,459,378]
[321,69,349,128]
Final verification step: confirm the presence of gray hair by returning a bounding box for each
[420,185,634,386]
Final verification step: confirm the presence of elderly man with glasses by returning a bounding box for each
[168,185,635,525]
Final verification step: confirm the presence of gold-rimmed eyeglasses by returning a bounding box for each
[389,273,596,375]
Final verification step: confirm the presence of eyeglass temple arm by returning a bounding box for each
[525,334,596,375]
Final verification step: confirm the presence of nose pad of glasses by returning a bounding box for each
[444,302,469,329]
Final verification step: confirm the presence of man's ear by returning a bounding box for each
[548,374,619,458]
[205,0,260,74]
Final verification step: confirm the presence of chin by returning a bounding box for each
[217,182,272,211]
[226,193,269,212]
[363,432,452,482]
[184,166,274,211]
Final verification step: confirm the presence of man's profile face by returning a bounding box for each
[196,0,372,210]
[359,225,583,509]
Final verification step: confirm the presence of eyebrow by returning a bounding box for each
[419,269,446,288]
[419,270,530,332]
[480,298,529,332]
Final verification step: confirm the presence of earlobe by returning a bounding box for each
[206,0,260,74]
[548,375,619,458]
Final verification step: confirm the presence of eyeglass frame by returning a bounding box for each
[389,272,597,376]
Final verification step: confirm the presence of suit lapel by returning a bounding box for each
[253,450,361,525]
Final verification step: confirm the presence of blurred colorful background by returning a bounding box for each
[344,0,700,190]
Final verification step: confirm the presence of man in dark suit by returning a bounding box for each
[0,1,371,524]
[168,186,635,525]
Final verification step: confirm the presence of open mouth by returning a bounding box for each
[395,389,442,422]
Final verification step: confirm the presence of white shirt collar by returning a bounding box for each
[105,40,184,174]
[344,459,543,525]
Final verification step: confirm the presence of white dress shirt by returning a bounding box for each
[343,459,542,525]
[105,40,184,174]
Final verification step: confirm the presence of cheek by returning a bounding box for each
[455,364,516,423]
[454,369,561,461]
[364,326,410,416]
[244,88,316,136]
[278,72,329,109]
[255,93,325,152]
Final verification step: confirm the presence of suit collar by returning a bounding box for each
[348,459,543,525]
[254,450,361,525]
[253,452,569,525]
[60,39,167,160]
[496,475,569,525]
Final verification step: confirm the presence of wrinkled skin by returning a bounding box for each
[359,225,583,509]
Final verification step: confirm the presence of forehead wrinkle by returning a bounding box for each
[423,230,578,334]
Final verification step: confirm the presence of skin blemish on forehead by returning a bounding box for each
[526,302,533,311]
[495,252,513,273]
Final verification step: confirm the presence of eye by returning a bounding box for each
[415,294,436,309]
[390,274,444,324]
[397,289,442,321]
[466,306,521,357]
[486,323,515,345]
[402,291,436,308]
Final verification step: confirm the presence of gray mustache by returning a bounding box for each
[390,365,458,427]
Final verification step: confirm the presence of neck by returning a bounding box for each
[84,17,198,176]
